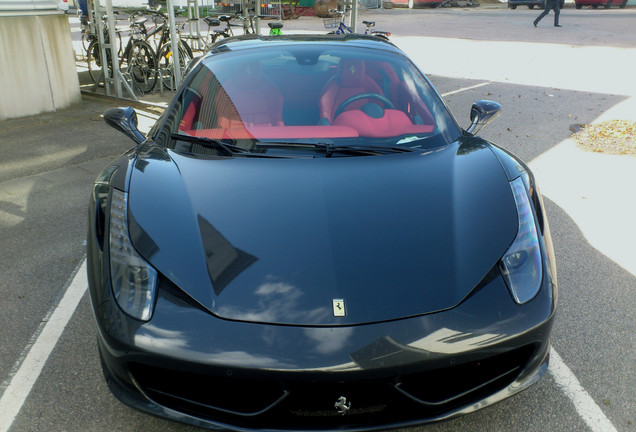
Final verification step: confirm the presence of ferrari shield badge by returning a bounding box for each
[332,299,346,317]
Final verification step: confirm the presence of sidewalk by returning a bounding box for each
[528,97,636,277]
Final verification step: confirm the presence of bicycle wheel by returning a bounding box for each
[180,38,194,60]
[126,39,158,94]
[86,39,107,87]
[81,31,91,53]
[157,41,193,91]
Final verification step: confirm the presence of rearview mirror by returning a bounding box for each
[466,100,502,135]
[103,107,146,145]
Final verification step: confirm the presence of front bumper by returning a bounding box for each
[90,269,556,431]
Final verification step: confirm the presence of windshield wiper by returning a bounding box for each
[254,142,417,157]
[170,133,249,156]
[322,144,417,156]
[171,135,418,158]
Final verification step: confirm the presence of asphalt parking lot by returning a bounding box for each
[1,5,635,432]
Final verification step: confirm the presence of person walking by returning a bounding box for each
[78,0,88,25]
[533,0,562,27]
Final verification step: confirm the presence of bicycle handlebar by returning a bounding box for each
[145,7,168,19]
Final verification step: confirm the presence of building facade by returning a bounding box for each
[0,0,81,121]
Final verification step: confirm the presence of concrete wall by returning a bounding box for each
[0,14,81,121]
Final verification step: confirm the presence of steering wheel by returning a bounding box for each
[333,92,394,121]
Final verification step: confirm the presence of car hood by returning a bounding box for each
[127,140,517,326]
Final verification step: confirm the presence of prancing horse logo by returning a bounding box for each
[332,299,345,317]
[334,396,351,415]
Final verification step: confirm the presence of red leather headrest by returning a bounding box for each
[340,59,365,88]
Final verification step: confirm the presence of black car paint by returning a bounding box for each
[88,224,555,430]
[87,135,556,430]
[124,138,517,326]
[87,35,557,430]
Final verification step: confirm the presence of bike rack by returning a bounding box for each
[86,0,186,100]
[92,0,137,100]
[86,0,295,99]
[186,0,205,52]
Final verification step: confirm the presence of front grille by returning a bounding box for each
[129,344,536,430]
[396,343,535,409]
[129,363,288,417]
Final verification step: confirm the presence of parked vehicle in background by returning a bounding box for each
[410,0,445,6]
[574,0,627,8]
[508,0,564,9]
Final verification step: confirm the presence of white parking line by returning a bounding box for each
[441,81,491,97]
[0,260,88,432]
[0,105,160,431]
[549,349,618,432]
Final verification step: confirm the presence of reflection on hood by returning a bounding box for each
[199,215,257,295]
[216,278,329,324]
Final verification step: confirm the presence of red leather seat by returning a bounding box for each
[318,59,384,124]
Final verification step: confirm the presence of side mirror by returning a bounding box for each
[466,100,502,135]
[103,107,146,145]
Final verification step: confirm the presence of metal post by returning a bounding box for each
[104,0,122,97]
[255,1,261,35]
[93,0,136,100]
[187,0,203,51]
[167,0,182,88]
[92,1,108,95]
[350,0,357,33]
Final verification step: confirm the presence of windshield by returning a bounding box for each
[155,42,461,155]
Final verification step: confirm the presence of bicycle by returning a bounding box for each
[235,9,259,35]
[81,11,122,56]
[202,15,240,49]
[201,11,275,52]
[79,7,96,52]
[143,8,193,56]
[268,21,283,35]
[323,8,391,40]
[144,7,194,91]
[85,11,158,94]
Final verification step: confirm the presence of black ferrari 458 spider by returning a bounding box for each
[87,34,557,431]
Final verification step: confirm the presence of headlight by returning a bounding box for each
[109,189,158,321]
[500,176,542,304]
